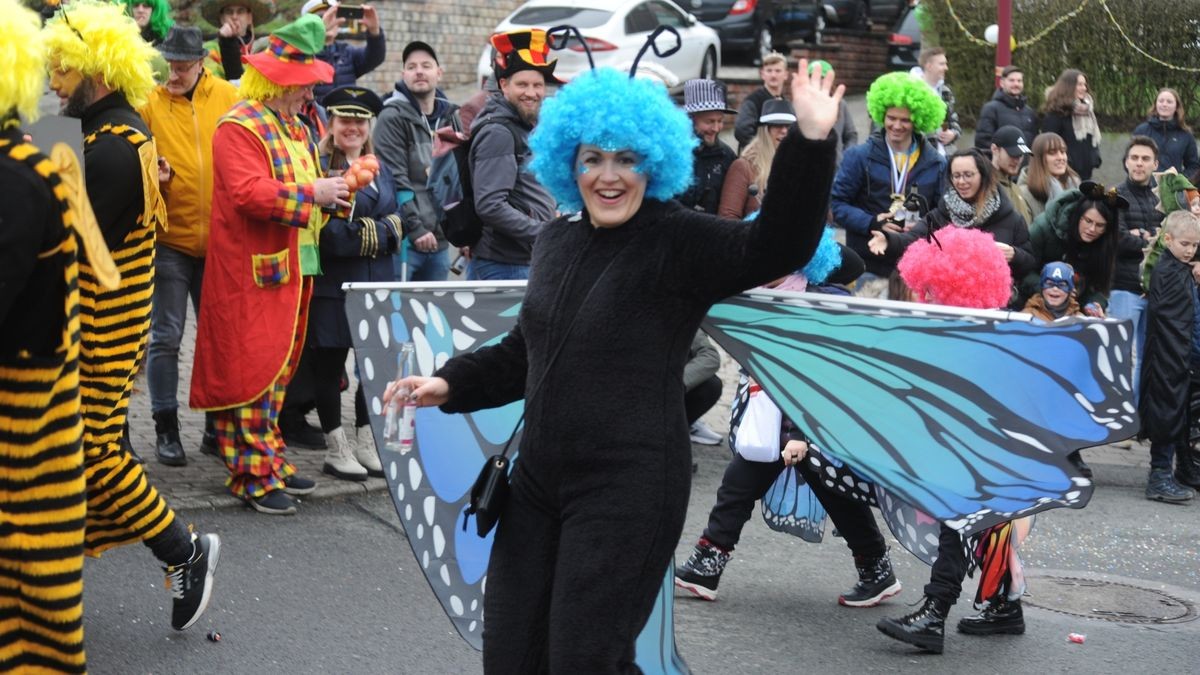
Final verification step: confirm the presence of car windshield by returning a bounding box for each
[898,9,919,38]
[509,6,613,28]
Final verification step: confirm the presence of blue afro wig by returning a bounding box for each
[800,226,842,284]
[528,67,698,213]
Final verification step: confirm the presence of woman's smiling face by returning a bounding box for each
[575,145,647,229]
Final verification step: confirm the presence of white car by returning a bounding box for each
[476,0,721,88]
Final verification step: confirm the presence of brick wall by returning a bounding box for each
[787,29,890,96]
[356,0,525,94]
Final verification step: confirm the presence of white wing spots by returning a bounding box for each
[435,352,450,370]
[395,481,404,501]
[409,457,422,491]
[1001,429,1053,453]
[416,524,424,540]
[358,319,370,341]
[365,293,375,310]
[363,356,374,382]
[377,315,390,348]
[371,396,382,416]
[454,291,475,308]
[1073,393,1096,413]
[423,495,436,526]
[409,297,429,324]
[1066,490,1081,500]
[1120,374,1130,391]
[440,564,451,587]
[1122,400,1135,413]
[422,550,430,568]
[388,461,398,482]
[450,595,464,616]
[468,621,478,633]
[1096,348,1112,382]
[1116,323,1127,341]
[1105,421,1123,429]
[404,503,412,521]
[374,289,390,302]
[427,301,447,337]
[462,316,486,332]
[452,328,476,351]
[433,525,446,557]
[470,599,478,612]
[413,327,435,376]
[1088,322,1111,347]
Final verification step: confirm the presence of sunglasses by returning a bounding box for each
[1042,279,1071,292]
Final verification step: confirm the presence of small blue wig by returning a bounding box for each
[528,67,698,213]
[800,226,842,284]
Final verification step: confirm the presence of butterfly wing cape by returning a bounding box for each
[704,289,1135,537]
[344,281,687,675]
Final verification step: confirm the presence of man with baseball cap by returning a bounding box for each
[138,25,240,466]
[191,14,348,515]
[677,78,736,215]
[989,125,1034,225]
[374,39,458,281]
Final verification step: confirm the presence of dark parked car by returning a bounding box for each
[688,0,821,63]
[886,4,921,72]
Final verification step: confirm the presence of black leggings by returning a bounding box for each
[699,453,886,559]
[684,375,723,425]
[310,346,369,433]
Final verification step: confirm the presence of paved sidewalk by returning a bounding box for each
[128,309,1155,513]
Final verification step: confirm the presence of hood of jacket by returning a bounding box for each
[471,92,528,135]
[1035,187,1085,242]
[389,80,456,126]
[991,88,1029,110]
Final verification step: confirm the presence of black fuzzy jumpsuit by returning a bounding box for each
[436,130,837,673]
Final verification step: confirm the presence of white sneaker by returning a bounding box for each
[322,427,368,481]
[353,426,385,478]
[689,420,723,446]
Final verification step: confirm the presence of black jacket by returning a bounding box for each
[1113,179,1161,294]
[81,92,150,251]
[677,139,736,215]
[734,86,782,152]
[1040,111,1100,180]
[974,90,1038,152]
[1139,252,1196,443]
[1133,117,1200,177]
[882,190,1036,282]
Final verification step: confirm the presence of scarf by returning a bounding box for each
[1072,95,1101,148]
[942,189,1001,229]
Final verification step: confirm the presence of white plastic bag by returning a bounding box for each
[733,386,783,462]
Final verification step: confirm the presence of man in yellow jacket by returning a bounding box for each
[139,25,239,466]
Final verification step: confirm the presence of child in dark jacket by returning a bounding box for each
[1139,210,1200,501]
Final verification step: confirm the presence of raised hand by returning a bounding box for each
[790,58,846,142]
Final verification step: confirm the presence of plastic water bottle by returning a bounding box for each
[385,342,417,454]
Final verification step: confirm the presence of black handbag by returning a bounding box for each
[461,243,632,537]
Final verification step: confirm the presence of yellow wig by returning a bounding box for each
[238,64,297,103]
[0,0,47,122]
[42,0,158,108]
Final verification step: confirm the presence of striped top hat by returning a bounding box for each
[243,14,333,87]
[683,78,734,115]
[491,29,560,83]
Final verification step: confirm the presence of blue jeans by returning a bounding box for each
[1107,290,1147,400]
[399,248,451,282]
[147,244,204,413]
[467,257,531,281]
[1150,440,1176,471]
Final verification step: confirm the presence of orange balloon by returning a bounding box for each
[357,168,374,184]
[345,173,359,191]
[360,155,380,172]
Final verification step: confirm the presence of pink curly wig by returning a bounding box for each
[897,227,1012,309]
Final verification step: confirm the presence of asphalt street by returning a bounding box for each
[82,444,1200,674]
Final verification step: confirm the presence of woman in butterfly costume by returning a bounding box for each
[391,51,845,671]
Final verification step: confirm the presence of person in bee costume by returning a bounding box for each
[43,0,220,633]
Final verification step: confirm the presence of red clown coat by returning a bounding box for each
[190,101,323,410]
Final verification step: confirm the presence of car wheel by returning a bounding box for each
[756,25,773,63]
[700,47,717,80]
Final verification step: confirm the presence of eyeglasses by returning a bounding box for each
[951,172,978,182]
[1042,279,1071,291]
[168,60,203,76]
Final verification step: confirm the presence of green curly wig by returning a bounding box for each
[866,71,946,135]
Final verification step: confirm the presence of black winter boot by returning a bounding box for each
[876,596,950,654]
[1175,444,1200,490]
[840,550,902,607]
[956,597,1025,635]
[153,409,187,466]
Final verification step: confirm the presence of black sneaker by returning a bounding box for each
[673,538,731,601]
[876,596,949,654]
[163,532,220,630]
[957,598,1025,635]
[840,551,902,607]
[1146,468,1195,503]
[249,490,297,515]
[283,475,317,496]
